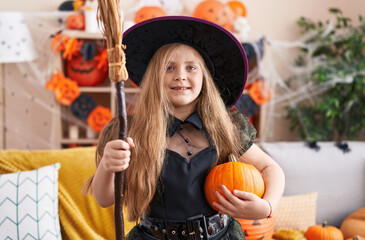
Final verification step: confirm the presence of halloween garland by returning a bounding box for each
[47,32,112,133]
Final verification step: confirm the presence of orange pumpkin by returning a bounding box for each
[193,0,233,31]
[238,218,274,240]
[306,221,344,240]
[54,77,81,106]
[204,154,265,211]
[134,6,167,24]
[341,207,365,239]
[228,0,247,17]
[87,106,113,132]
[66,14,85,30]
[66,55,108,86]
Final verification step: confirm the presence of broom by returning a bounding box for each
[96,0,128,239]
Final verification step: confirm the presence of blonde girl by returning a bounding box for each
[85,16,285,240]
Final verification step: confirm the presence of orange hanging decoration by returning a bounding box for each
[87,106,113,132]
[54,77,81,106]
[248,80,271,105]
[62,37,83,61]
[95,48,109,72]
[46,69,64,90]
[51,32,63,52]
[228,0,247,17]
[51,33,69,53]
[134,6,167,24]
[193,0,233,31]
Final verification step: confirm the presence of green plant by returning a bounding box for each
[285,8,365,142]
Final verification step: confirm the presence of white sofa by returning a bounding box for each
[260,141,365,227]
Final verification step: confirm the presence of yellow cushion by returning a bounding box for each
[273,192,318,231]
[0,147,135,240]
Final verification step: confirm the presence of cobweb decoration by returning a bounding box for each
[258,11,365,151]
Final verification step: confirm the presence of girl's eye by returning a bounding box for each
[187,66,196,70]
[166,66,174,71]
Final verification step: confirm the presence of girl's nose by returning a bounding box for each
[174,75,187,81]
[174,69,187,81]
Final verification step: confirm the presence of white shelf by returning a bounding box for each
[79,86,112,93]
[62,29,104,39]
[79,86,140,93]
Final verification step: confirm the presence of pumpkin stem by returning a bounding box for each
[228,154,237,162]
[354,235,361,240]
[322,221,328,228]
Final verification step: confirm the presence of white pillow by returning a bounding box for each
[0,163,62,240]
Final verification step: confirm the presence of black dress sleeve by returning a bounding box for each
[229,107,257,154]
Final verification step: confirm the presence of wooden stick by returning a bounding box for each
[96,0,128,239]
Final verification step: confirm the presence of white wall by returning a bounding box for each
[245,0,365,41]
[2,0,364,41]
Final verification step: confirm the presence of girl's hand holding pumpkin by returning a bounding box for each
[212,185,271,220]
[101,138,135,173]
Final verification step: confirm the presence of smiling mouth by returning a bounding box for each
[171,87,191,90]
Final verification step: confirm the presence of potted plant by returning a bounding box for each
[285,8,365,151]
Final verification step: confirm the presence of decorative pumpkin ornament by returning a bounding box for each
[204,154,265,211]
[46,70,64,90]
[87,106,113,132]
[249,80,271,105]
[71,94,96,120]
[54,77,81,106]
[193,0,234,31]
[238,218,274,240]
[134,6,167,24]
[305,221,344,240]
[66,14,85,30]
[66,54,108,86]
[227,0,247,17]
[341,207,365,239]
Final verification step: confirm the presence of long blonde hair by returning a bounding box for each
[84,43,242,221]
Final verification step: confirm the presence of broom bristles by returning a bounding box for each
[97,0,128,82]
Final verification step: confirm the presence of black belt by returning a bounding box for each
[139,213,231,240]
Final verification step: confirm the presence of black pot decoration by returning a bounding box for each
[58,1,75,11]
